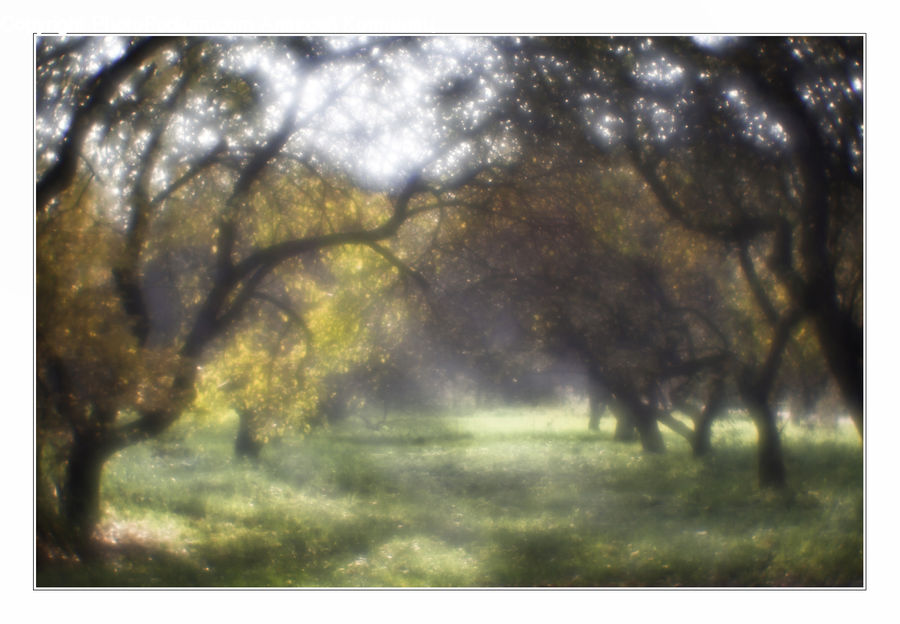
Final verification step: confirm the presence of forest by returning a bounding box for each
[35,35,863,587]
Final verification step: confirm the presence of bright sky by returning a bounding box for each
[35,35,861,205]
[229,36,511,189]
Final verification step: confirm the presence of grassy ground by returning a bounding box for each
[36,405,863,587]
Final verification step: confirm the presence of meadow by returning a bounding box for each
[36,405,863,587]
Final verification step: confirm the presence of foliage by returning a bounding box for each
[35,36,450,542]
[193,239,416,441]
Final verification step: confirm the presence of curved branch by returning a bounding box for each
[363,241,430,290]
[181,176,426,359]
[250,292,316,360]
[36,37,178,213]
[738,244,779,326]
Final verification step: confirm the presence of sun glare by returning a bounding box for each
[693,36,736,50]
[277,37,506,189]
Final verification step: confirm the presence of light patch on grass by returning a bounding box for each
[330,535,479,586]
[38,405,862,587]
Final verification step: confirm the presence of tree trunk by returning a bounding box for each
[692,379,724,457]
[587,380,603,431]
[810,307,863,436]
[692,413,714,457]
[749,401,787,488]
[614,392,665,452]
[633,403,665,453]
[235,410,262,460]
[61,433,115,552]
[613,413,637,441]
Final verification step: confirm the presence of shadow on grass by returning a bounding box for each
[36,411,862,587]
[37,538,205,587]
[36,508,400,587]
[480,521,861,587]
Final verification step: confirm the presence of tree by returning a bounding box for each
[616,36,861,433]
[605,36,862,484]
[490,35,862,483]
[35,36,484,550]
[414,146,731,454]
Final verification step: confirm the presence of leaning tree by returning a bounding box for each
[35,35,516,549]
[487,35,862,484]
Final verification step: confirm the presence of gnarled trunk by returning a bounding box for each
[742,392,787,488]
[613,412,637,441]
[613,391,665,452]
[632,403,665,453]
[692,379,725,457]
[61,431,116,552]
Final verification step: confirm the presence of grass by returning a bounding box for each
[35,405,863,587]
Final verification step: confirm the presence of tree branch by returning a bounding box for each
[181,175,427,360]
[37,37,178,213]
[363,241,430,290]
[656,411,695,442]
[738,244,779,326]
